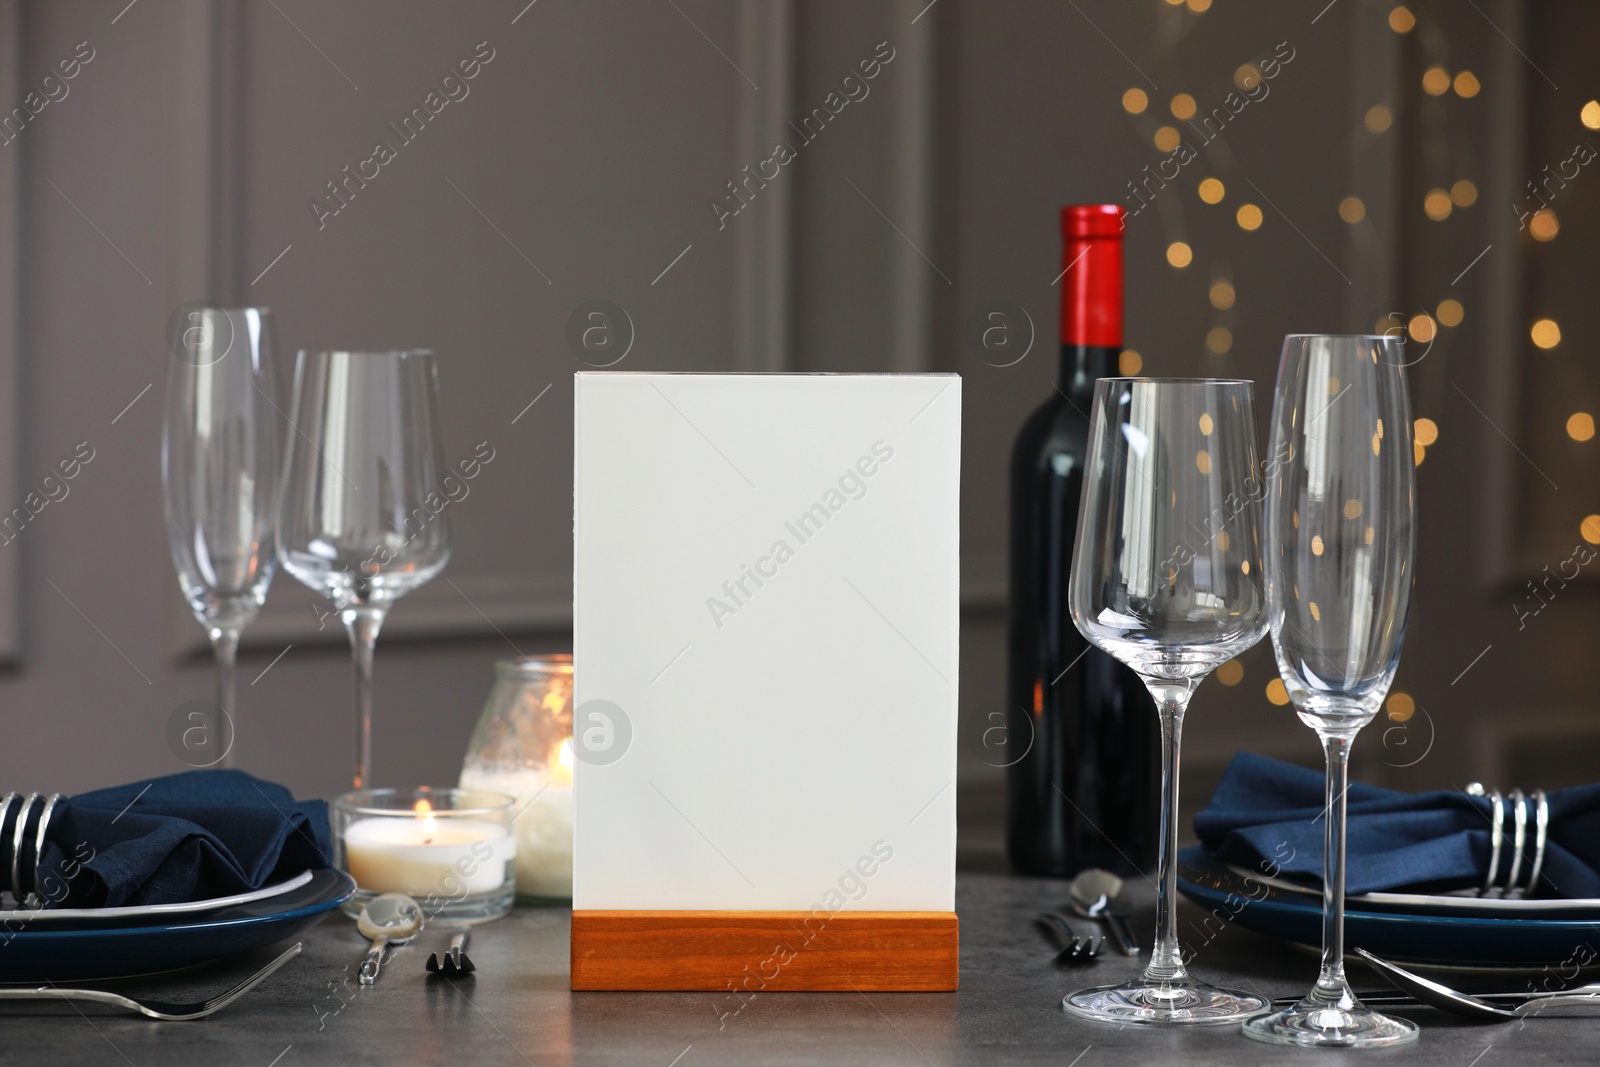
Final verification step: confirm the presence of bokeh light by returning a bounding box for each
[1531,319,1561,349]
[1530,209,1559,241]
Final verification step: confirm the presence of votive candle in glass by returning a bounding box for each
[334,787,515,922]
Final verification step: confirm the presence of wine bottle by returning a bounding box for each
[1004,204,1158,878]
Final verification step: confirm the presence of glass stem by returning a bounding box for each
[342,607,387,790]
[209,626,240,769]
[1142,679,1196,985]
[1314,729,1357,1005]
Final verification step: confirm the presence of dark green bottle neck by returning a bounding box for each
[1060,344,1118,403]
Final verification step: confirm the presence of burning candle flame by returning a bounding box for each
[413,797,437,839]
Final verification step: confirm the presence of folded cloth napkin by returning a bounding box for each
[27,770,331,908]
[1194,751,1600,898]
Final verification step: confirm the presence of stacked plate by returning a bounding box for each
[0,869,355,982]
[1178,847,1600,971]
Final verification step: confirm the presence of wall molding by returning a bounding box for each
[888,0,937,373]
[1479,0,1536,589]
[733,0,794,372]
[1345,0,1401,331]
[0,0,24,662]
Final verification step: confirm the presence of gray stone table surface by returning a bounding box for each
[3,872,1594,1066]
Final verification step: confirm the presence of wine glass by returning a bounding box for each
[277,350,452,789]
[162,305,280,767]
[1243,335,1419,1048]
[1066,377,1270,1024]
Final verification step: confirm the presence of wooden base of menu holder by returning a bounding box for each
[569,910,959,991]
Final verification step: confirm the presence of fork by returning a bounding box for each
[0,942,302,1020]
[426,929,475,976]
[1034,912,1103,964]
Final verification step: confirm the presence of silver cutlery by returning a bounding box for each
[1355,948,1600,1021]
[357,893,425,985]
[426,928,475,975]
[1068,869,1138,956]
[1033,912,1103,964]
[0,942,301,1021]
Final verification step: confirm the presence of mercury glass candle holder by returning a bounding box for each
[334,787,516,922]
[458,656,574,903]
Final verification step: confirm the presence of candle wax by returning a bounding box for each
[343,816,514,899]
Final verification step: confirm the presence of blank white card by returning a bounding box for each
[573,373,960,911]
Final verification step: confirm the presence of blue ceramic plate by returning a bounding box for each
[1179,848,1600,968]
[0,869,355,982]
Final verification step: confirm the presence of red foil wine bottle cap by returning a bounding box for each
[1059,204,1125,348]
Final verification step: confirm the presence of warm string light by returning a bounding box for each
[1531,318,1562,349]
[1529,208,1559,241]
[1120,7,1596,559]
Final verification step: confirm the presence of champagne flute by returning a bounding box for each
[1243,336,1419,1048]
[162,306,280,767]
[1066,377,1269,1024]
[277,350,452,789]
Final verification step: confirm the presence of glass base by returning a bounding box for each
[1064,978,1267,1026]
[1243,998,1420,1048]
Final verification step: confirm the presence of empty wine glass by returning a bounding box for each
[162,306,280,767]
[1066,378,1269,1025]
[277,350,452,789]
[1242,335,1419,1048]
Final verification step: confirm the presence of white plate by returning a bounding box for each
[0,869,314,924]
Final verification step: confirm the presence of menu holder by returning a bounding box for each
[572,373,961,991]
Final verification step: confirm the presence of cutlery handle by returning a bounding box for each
[1529,990,1600,1010]
[359,935,390,985]
[1106,913,1139,955]
[449,929,469,967]
[1034,912,1076,950]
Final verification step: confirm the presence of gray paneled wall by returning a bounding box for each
[6,1,1595,837]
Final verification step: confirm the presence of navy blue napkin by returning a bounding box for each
[1194,752,1600,898]
[31,770,331,908]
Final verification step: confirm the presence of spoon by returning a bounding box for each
[1355,948,1600,1021]
[357,893,425,985]
[1069,869,1138,956]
